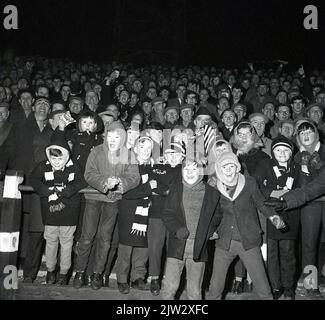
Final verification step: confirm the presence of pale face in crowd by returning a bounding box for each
[194,114,211,130]
[182,162,201,185]
[291,99,304,114]
[141,102,152,115]
[49,112,65,130]
[307,106,323,124]
[165,109,179,124]
[33,100,51,120]
[180,107,194,123]
[279,123,294,139]
[69,99,83,114]
[79,117,97,133]
[273,146,292,166]
[263,103,275,121]
[222,110,236,127]
[106,130,123,152]
[250,115,266,137]
[135,139,152,161]
[165,152,184,168]
[298,128,316,147]
[276,105,290,121]
[49,155,65,171]
[233,105,246,121]
[19,92,34,113]
[218,163,239,185]
[127,129,140,149]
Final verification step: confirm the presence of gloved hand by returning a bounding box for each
[209,231,219,240]
[300,151,311,166]
[175,227,190,240]
[269,215,286,230]
[309,152,324,170]
[264,197,288,211]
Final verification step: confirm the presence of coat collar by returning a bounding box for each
[217,173,245,201]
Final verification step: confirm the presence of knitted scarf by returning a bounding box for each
[130,161,154,237]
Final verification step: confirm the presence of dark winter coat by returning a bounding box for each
[162,182,221,262]
[149,163,182,219]
[118,163,157,247]
[29,159,86,226]
[69,131,103,174]
[214,175,277,251]
[283,165,325,208]
[254,158,300,240]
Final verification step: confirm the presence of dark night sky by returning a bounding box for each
[1,0,325,68]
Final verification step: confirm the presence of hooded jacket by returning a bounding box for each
[29,131,87,226]
[84,121,140,202]
[294,119,325,181]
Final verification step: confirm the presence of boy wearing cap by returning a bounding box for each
[161,160,221,300]
[254,136,300,299]
[73,120,140,290]
[115,136,157,294]
[29,133,86,285]
[147,140,184,296]
[207,152,285,300]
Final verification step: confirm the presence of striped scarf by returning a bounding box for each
[130,170,151,237]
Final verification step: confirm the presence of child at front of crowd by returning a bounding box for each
[73,120,140,290]
[293,119,325,297]
[206,152,286,300]
[254,136,300,300]
[116,136,159,294]
[29,133,86,285]
[161,160,221,300]
[58,110,105,284]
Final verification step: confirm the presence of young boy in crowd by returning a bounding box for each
[29,133,86,285]
[207,152,285,300]
[147,140,184,296]
[161,160,221,299]
[293,119,325,296]
[73,120,140,290]
[116,136,156,294]
[65,110,103,174]
[254,136,300,300]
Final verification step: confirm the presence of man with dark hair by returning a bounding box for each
[290,95,306,120]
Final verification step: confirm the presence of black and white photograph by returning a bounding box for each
[0,0,325,307]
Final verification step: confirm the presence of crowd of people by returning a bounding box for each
[0,54,325,300]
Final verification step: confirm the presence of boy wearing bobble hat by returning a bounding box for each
[207,152,286,300]
[254,136,300,300]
